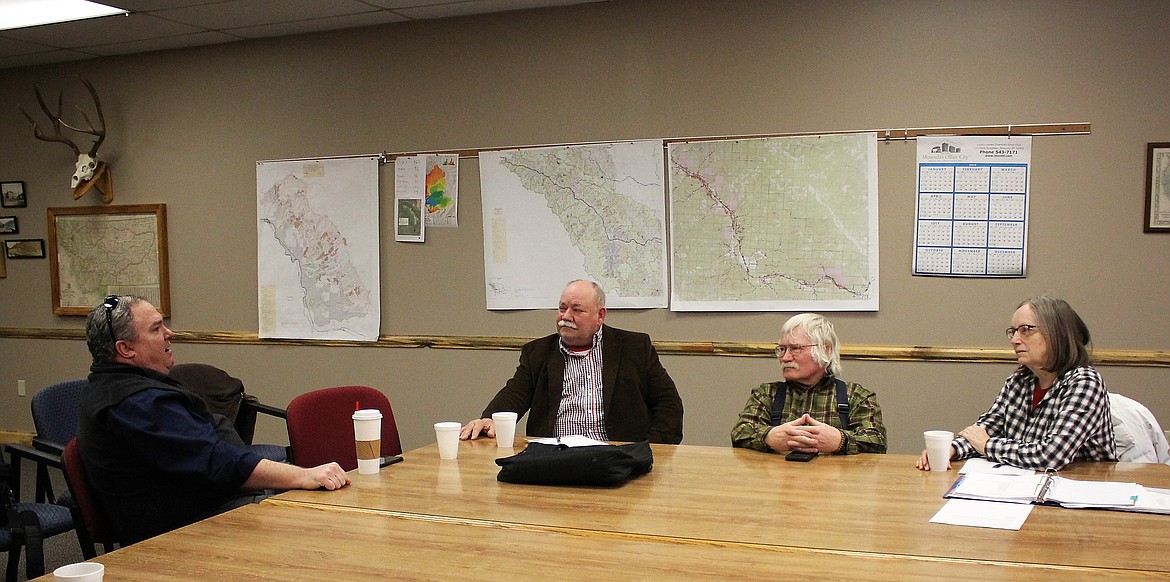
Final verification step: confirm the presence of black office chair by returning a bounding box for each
[169,363,289,462]
[0,511,16,582]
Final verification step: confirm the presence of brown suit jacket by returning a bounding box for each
[482,325,683,444]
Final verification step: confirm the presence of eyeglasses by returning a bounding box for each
[102,295,119,346]
[1005,324,1039,339]
[774,344,816,357]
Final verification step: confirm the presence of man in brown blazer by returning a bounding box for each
[461,280,683,444]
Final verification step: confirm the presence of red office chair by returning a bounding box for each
[61,439,120,558]
[285,386,402,471]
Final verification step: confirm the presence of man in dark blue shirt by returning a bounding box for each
[78,295,350,544]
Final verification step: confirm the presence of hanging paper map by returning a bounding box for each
[668,133,879,311]
[393,155,425,243]
[257,156,380,340]
[424,154,458,227]
[480,140,667,309]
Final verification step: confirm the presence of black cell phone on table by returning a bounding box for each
[785,451,817,462]
[379,455,404,468]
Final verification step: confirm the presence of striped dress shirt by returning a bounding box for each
[554,328,608,441]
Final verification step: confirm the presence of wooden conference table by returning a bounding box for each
[38,440,1170,580]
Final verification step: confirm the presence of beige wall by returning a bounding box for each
[1,0,1168,454]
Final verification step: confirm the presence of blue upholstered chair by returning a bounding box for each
[4,379,87,507]
[2,446,78,581]
[3,379,87,578]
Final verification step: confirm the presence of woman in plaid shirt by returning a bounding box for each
[916,296,1117,471]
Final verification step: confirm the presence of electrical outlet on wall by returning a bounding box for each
[17,379,26,397]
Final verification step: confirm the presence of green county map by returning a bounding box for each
[668,133,878,311]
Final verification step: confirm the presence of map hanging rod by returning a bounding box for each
[380,122,1090,161]
[677,122,1091,145]
[256,152,387,164]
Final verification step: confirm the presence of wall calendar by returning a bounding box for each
[913,136,1031,277]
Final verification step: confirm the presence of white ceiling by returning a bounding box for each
[0,0,604,70]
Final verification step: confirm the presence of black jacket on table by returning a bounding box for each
[481,325,684,444]
[79,363,261,544]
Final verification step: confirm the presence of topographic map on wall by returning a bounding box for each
[257,156,380,340]
[480,141,668,309]
[668,133,879,311]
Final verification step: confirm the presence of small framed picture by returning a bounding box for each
[1,181,27,208]
[0,216,17,234]
[5,238,45,259]
[1145,142,1170,232]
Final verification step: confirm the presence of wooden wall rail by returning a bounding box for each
[3,327,1167,367]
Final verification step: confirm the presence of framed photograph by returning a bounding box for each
[0,248,5,278]
[1145,142,1170,232]
[5,238,45,258]
[48,204,170,316]
[1,181,26,208]
[0,216,17,234]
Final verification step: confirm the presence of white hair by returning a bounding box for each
[779,313,842,377]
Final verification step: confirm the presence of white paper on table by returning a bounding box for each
[959,458,1036,476]
[526,435,609,447]
[930,499,1034,530]
[948,472,1141,508]
[1049,478,1142,508]
[1112,487,1170,515]
[948,473,1047,504]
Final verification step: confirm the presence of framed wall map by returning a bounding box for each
[48,204,170,316]
[1146,142,1170,232]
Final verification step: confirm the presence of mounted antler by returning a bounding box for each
[21,78,113,203]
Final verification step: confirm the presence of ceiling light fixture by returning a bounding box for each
[0,0,127,32]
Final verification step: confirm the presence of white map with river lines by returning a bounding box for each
[480,141,667,309]
[668,133,879,311]
[257,157,380,340]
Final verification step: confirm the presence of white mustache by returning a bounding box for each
[557,320,578,329]
[781,363,799,370]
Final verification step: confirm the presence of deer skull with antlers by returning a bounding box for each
[21,78,113,203]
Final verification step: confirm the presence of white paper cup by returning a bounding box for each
[435,421,461,460]
[492,411,518,448]
[53,561,104,581]
[353,409,383,474]
[924,430,955,472]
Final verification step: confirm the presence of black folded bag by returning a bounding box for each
[495,441,653,486]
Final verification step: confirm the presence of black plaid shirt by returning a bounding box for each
[953,365,1117,470]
